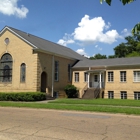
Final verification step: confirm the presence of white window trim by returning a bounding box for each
[120,71,126,82]
[75,72,79,82]
[108,71,114,82]
[133,71,140,82]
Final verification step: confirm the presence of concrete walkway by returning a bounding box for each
[0,107,140,140]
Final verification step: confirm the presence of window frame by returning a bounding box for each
[54,61,59,81]
[134,92,140,100]
[75,72,79,82]
[108,91,114,99]
[133,71,140,82]
[84,72,88,82]
[0,53,13,83]
[108,71,114,82]
[120,71,126,82]
[20,63,26,83]
[68,64,71,82]
[120,91,127,99]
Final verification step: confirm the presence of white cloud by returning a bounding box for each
[121,28,131,37]
[95,45,98,48]
[0,0,29,18]
[57,33,75,46]
[58,15,121,46]
[76,48,90,58]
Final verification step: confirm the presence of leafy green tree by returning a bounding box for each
[108,55,116,58]
[114,35,140,57]
[100,0,135,6]
[126,51,140,57]
[90,53,107,60]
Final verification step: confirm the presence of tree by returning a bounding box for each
[100,0,135,6]
[100,0,140,35]
[114,35,140,57]
[90,53,107,60]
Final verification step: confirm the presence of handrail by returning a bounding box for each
[81,83,88,97]
[94,84,100,99]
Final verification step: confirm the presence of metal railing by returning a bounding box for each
[94,84,101,99]
[81,83,88,97]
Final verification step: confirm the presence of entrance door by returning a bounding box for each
[93,74,99,87]
[41,72,47,92]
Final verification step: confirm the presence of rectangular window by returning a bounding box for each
[108,91,114,99]
[134,92,140,100]
[120,71,126,82]
[75,72,79,82]
[68,64,71,81]
[120,91,127,99]
[54,61,59,81]
[108,72,113,82]
[84,72,88,82]
[133,71,140,82]
[94,75,98,82]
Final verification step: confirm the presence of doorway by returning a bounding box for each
[41,72,47,92]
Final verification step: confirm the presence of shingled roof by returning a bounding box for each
[73,57,140,68]
[0,26,87,60]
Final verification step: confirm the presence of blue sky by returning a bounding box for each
[0,0,139,57]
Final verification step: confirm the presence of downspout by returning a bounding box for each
[52,55,54,97]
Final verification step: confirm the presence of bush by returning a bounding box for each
[64,85,78,98]
[0,92,46,102]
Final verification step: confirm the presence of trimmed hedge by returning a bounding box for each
[0,92,46,101]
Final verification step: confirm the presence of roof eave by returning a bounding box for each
[33,48,79,61]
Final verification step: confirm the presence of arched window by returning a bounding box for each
[0,53,13,82]
[20,63,26,83]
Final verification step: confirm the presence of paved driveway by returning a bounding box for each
[0,107,140,140]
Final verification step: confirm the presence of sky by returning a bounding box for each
[0,0,140,58]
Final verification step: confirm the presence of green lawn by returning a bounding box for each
[48,98,140,107]
[0,99,140,115]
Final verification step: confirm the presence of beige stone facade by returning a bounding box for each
[0,27,76,97]
[1,26,140,100]
[72,66,140,99]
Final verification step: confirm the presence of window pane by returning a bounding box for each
[133,71,140,82]
[0,53,13,82]
[75,73,79,82]
[120,71,126,82]
[54,61,59,81]
[20,63,26,83]
[120,91,127,99]
[108,91,114,99]
[84,72,88,82]
[108,72,113,82]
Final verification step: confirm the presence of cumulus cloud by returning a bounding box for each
[57,33,75,46]
[76,48,90,58]
[58,15,121,46]
[121,28,131,37]
[0,0,29,18]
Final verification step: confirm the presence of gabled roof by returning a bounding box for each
[0,26,87,60]
[73,57,140,68]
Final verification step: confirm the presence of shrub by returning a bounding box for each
[64,85,78,98]
[0,92,46,102]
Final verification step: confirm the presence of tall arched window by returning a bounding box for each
[20,63,26,83]
[0,53,13,82]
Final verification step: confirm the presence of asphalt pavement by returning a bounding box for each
[0,107,140,140]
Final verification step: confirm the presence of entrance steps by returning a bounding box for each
[82,88,101,99]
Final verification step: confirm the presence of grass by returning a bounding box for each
[0,99,140,115]
[48,98,140,107]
